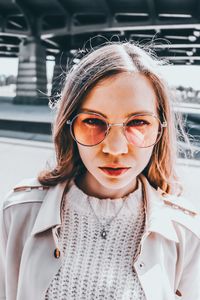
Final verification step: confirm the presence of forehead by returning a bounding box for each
[80,72,158,117]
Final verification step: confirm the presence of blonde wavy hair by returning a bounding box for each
[38,41,186,195]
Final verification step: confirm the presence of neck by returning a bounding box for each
[75,172,138,200]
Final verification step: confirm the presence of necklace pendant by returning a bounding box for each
[101,228,107,239]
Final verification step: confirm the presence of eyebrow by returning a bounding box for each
[79,108,156,118]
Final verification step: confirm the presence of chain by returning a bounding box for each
[87,195,127,239]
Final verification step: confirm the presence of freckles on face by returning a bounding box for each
[75,72,158,196]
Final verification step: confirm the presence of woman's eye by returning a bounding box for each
[83,118,105,126]
[127,119,150,126]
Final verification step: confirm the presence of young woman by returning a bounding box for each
[1,42,200,300]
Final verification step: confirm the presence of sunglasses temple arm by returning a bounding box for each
[161,113,167,127]
[162,120,167,128]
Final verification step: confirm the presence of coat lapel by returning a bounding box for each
[135,175,200,300]
[31,182,66,235]
[18,182,67,300]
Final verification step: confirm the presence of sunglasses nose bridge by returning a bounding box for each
[106,123,127,141]
[108,123,124,128]
[107,123,126,137]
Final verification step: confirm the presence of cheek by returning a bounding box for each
[77,143,154,170]
[133,146,154,165]
[77,145,97,167]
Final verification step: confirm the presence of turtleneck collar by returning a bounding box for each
[65,179,143,218]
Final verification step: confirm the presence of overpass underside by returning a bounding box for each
[1,0,200,104]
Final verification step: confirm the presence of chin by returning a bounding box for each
[97,175,135,190]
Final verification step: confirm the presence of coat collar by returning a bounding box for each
[139,175,179,242]
[31,175,200,241]
[31,182,66,236]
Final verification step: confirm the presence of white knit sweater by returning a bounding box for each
[45,180,146,300]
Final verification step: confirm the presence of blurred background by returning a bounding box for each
[0,0,200,209]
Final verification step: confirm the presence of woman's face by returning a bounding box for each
[76,72,158,199]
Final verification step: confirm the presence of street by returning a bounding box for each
[0,137,200,211]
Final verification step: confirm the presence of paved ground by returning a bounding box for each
[0,137,53,199]
[0,137,200,212]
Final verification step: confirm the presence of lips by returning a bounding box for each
[99,166,130,176]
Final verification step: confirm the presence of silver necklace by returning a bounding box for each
[87,195,127,239]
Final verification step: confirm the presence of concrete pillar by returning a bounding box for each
[14,36,48,105]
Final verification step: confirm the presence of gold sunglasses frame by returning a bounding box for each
[66,111,167,148]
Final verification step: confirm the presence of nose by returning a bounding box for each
[102,126,129,155]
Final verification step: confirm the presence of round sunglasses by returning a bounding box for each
[66,112,167,148]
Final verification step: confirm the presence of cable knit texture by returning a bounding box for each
[45,180,146,300]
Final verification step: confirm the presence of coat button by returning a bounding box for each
[54,248,60,258]
[139,261,145,269]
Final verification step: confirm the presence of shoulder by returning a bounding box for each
[159,189,200,239]
[0,179,51,253]
[2,178,49,211]
[158,188,199,216]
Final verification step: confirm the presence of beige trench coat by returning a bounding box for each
[0,175,200,300]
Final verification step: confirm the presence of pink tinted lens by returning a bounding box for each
[72,113,107,146]
[125,115,161,147]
